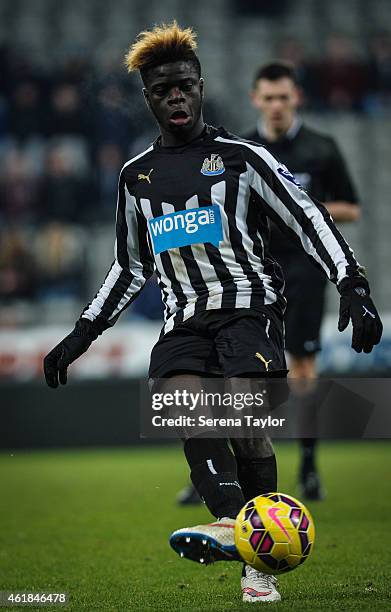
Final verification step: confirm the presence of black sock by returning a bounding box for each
[300,438,317,476]
[184,437,245,519]
[236,455,277,501]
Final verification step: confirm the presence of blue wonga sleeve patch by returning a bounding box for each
[148,205,223,255]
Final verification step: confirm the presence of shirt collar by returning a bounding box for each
[154,124,217,150]
[257,117,302,141]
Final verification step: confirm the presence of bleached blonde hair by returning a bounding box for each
[124,21,199,78]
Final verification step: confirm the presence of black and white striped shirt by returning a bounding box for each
[82,126,360,335]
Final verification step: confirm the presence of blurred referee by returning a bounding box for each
[245,61,360,499]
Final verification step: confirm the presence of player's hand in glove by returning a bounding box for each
[338,277,383,353]
[44,319,100,388]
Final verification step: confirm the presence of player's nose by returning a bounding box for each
[271,99,283,110]
[168,86,185,103]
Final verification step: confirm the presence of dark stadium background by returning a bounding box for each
[0,1,390,610]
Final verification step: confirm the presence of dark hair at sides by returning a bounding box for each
[140,53,201,84]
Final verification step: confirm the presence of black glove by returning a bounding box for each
[338,277,383,353]
[44,319,100,388]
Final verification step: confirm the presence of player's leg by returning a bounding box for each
[176,429,276,506]
[215,309,286,503]
[229,407,281,601]
[215,311,286,603]
[288,354,324,500]
[176,391,278,502]
[148,321,247,563]
[227,375,278,500]
[176,443,276,505]
[228,383,281,603]
[231,436,277,501]
[158,374,245,520]
[152,372,245,563]
[171,427,244,563]
[174,311,279,507]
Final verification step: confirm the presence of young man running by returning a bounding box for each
[44,23,382,604]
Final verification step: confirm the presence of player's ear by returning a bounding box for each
[293,84,303,108]
[199,78,204,99]
[143,88,151,109]
[250,88,262,110]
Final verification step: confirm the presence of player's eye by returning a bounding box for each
[152,85,168,96]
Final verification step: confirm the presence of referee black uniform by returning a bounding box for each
[244,119,359,356]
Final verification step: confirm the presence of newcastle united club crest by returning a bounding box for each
[201,153,225,176]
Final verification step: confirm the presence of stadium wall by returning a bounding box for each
[0,379,162,449]
[1,317,390,449]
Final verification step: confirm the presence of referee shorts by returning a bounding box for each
[275,250,327,357]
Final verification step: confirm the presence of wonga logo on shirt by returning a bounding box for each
[148,205,223,255]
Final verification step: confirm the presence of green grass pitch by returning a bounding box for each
[0,442,390,611]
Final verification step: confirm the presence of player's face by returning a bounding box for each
[251,77,300,133]
[143,61,204,144]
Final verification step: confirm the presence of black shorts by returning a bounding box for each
[275,251,327,357]
[148,307,287,380]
